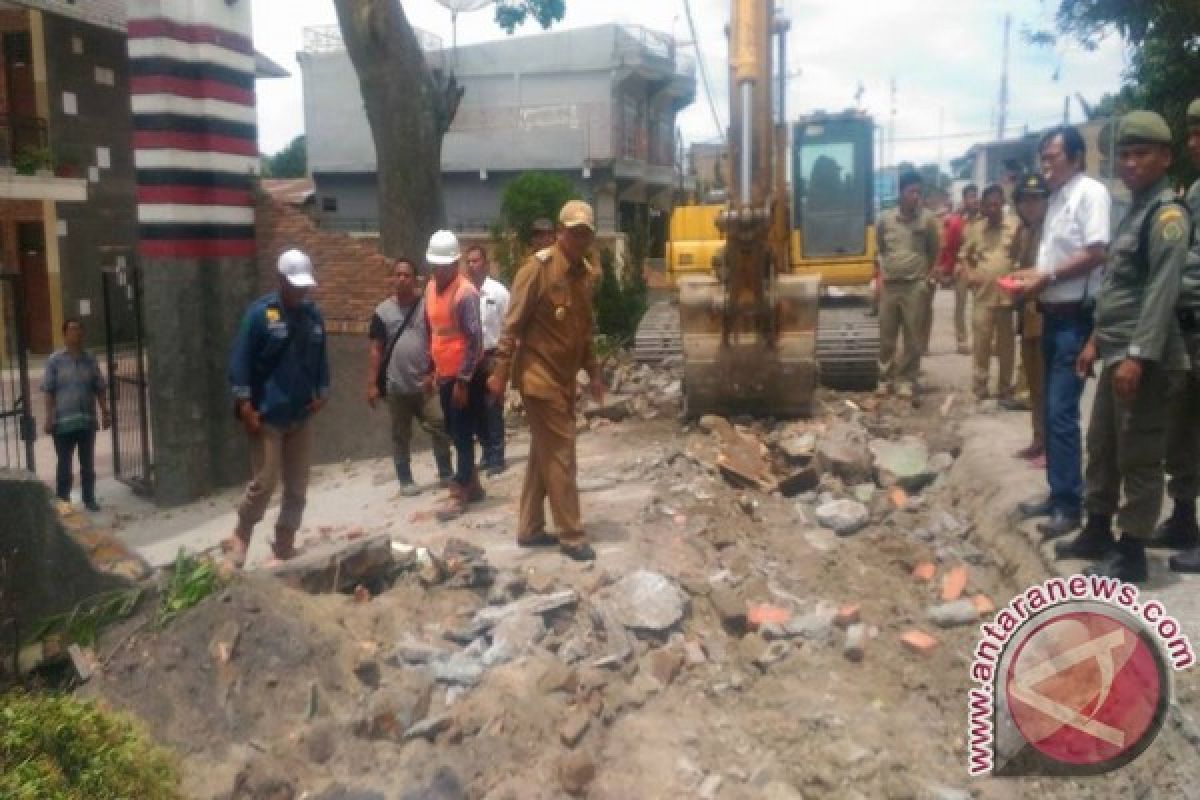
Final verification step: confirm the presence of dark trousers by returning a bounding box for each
[1041,311,1093,517]
[480,395,506,466]
[439,378,485,486]
[54,428,96,504]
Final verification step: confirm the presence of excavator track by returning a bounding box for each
[634,301,682,363]
[816,301,880,391]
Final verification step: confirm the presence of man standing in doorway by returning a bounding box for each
[425,230,485,520]
[367,257,453,495]
[961,184,1018,401]
[876,170,941,405]
[1162,99,1200,569]
[465,244,510,474]
[225,249,330,567]
[488,200,605,561]
[1053,112,1190,583]
[41,317,110,511]
[1011,126,1111,539]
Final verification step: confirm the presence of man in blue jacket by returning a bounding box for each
[223,249,330,567]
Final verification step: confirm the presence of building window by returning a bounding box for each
[321,196,338,212]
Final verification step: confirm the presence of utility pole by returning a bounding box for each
[996,13,1011,140]
[889,77,897,168]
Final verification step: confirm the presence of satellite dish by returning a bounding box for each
[433,0,494,56]
[433,0,493,11]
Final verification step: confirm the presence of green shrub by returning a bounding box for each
[0,691,180,799]
[593,248,647,346]
[158,549,221,627]
[500,172,578,247]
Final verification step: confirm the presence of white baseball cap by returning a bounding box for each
[277,249,317,288]
[425,230,461,266]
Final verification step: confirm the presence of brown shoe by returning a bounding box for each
[466,472,486,504]
[220,528,252,569]
[435,483,468,521]
[518,532,559,548]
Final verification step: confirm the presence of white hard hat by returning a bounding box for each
[277,249,317,288]
[425,230,461,266]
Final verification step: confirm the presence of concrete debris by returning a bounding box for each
[929,452,956,473]
[471,589,579,631]
[852,483,877,505]
[778,432,817,463]
[698,773,724,799]
[648,647,685,686]
[589,600,636,668]
[777,466,820,497]
[843,623,867,662]
[815,498,870,536]
[271,533,394,594]
[404,713,453,741]
[683,640,708,666]
[583,396,632,422]
[599,570,688,633]
[870,436,936,492]
[710,587,748,633]
[784,606,837,642]
[429,653,486,687]
[816,420,873,484]
[927,599,979,628]
[558,750,597,796]
[482,612,546,667]
[558,708,592,747]
[754,640,791,670]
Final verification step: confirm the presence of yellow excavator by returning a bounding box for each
[637,0,879,414]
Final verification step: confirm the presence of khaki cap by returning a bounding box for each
[558,200,595,231]
[1188,98,1200,125]
[1117,111,1172,146]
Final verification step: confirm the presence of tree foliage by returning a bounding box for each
[1042,0,1200,182]
[263,135,306,179]
[332,0,567,261]
[500,171,578,246]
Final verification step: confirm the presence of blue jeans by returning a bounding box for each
[1041,311,1093,517]
[439,378,485,486]
[54,428,96,504]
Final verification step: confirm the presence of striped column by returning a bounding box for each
[127,0,260,504]
[128,3,257,259]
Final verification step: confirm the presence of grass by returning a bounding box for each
[0,691,181,799]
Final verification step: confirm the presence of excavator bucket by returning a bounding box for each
[679,274,819,419]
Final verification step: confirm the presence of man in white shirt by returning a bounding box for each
[465,244,511,474]
[1010,126,1112,538]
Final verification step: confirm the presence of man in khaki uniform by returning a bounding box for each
[953,185,981,354]
[1163,99,1200,568]
[1054,111,1192,583]
[876,170,941,403]
[1008,173,1050,460]
[961,184,1019,400]
[488,200,605,561]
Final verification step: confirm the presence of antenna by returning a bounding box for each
[997,13,1011,140]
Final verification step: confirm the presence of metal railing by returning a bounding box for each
[0,273,35,472]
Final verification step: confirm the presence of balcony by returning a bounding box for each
[0,115,86,202]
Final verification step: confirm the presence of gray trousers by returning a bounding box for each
[1165,334,1200,501]
[387,389,452,473]
[1085,363,1177,539]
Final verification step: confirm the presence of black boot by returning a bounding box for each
[1084,535,1148,584]
[1169,546,1200,574]
[434,449,454,486]
[1055,514,1114,560]
[1148,499,1199,550]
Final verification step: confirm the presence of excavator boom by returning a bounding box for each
[680,0,819,418]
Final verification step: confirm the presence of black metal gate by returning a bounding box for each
[0,273,34,472]
[101,261,153,495]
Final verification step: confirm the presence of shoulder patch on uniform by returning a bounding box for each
[1162,219,1186,242]
[265,307,281,323]
[1159,206,1186,224]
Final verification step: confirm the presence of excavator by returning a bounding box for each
[636,0,879,415]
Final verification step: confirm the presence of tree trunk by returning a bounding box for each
[332,0,463,261]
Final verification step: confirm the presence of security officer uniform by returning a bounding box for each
[961,206,1019,399]
[1165,98,1200,569]
[876,205,941,396]
[491,201,600,560]
[1055,112,1192,583]
[1009,174,1049,455]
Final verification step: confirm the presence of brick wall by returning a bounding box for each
[256,193,391,335]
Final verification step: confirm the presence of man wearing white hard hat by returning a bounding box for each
[224,248,330,567]
[488,200,605,561]
[425,229,486,519]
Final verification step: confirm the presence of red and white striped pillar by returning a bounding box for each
[127,0,260,503]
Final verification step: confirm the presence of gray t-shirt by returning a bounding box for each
[368,296,430,395]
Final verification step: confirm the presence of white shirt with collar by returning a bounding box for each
[479,275,510,351]
[1036,171,1112,304]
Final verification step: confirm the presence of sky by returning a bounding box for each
[250,0,1131,169]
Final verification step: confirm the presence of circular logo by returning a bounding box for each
[1004,607,1170,772]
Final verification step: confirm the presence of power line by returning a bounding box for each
[681,0,725,145]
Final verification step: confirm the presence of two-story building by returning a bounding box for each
[299,23,695,239]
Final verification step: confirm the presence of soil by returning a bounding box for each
[80,299,1200,800]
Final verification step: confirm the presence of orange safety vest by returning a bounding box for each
[427,273,478,379]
